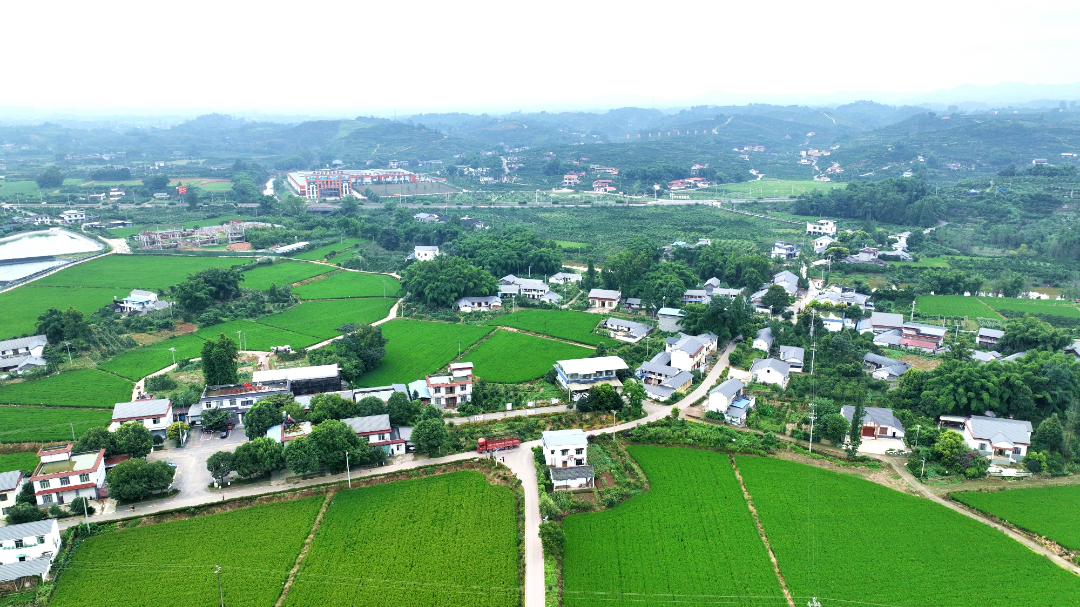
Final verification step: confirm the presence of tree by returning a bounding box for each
[761,284,791,315]
[387,391,421,427]
[244,400,284,440]
[112,421,154,458]
[284,436,320,476]
[997,316,1073,354]
[107,458,175,501]
[400,255,498,308]
[16,481,36,505]
[4,502,46,525]
[307,419,363,473]
[201,333,239,386]
[174,278,215,313]
[846,403,866,457]
[538,521,565,557]
[580,383,622,413]
[309,393,358,424]
[623,380,646,416]
[942,332,974,362]
[35,166,64,188]
[1032,414,1065,453]
[166,421,190,444]
[821,413,850,445]
[538,492,559,519]
[75,426,115,457]
[354,395,388,418]
[825,244,850,261]
[200,407,231,433]
[206,451,234,485]
[412,418,448,454]
[308,324,388,383]
[143,175,171,191]
[68,496,96,517]
[933,430,967,462]
[582,258,599,292]
[232,437,285,478]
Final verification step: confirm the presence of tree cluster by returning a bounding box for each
[307,324,388,382]
[400,255,498,308]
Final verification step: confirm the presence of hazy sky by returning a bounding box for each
[7,0,1080,115]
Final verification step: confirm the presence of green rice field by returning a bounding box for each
[483,310,609,346]
[293,239,364,261]
[292,271,402,300]
[0,286,130,339]
[49,497,324,607]
[980,297,1080,318]
[192,319,321,352]
[284,472,518,607]
[464,330,591,383]
[355,320,493,387]
[241,261,332,290]
[0,369,132,408]
[97,333,209,381]
[916,295,998,318]
[953,485,1080,550]
[0,406,112,444]
[32,255,248,291]
[259,299,396,339]
[562,446,783,606]
[0,450,41,474]
[736,456,1080,606]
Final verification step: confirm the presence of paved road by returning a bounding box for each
[886,458,1080,576]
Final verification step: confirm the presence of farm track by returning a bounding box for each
[497,326,597,349]
[729,455,796,607]
[974,298,1005,317]
[887,459,1080,576]
[275,490,337,607]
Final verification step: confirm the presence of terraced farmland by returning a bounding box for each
[980,296,1080,318]
[354,320,492,387]
[293,239,364,261]
[465,330,591,383]
[31,254,248,290]
[192,319,322,352]
[292,271,402,300]
[259,299,396,339]
[0,370,132,408]
[284,472,518,607]
[483,309,610,346]
[0,286,129,338]
[49,497,324,607]
[916,295,998,318]
[562,446,783,606]
[736,456,1080,606]
[953,485,1080,550]
[241,261,332,290]
[97,333,210,381]
[0,406,112,444]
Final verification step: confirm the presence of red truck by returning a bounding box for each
[476,437,521,453]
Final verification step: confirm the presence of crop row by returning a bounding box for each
[0,369,132,409]
[465,330,591,383]
[483,309,610,346]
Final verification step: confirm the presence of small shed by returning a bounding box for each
[550,465,594,490]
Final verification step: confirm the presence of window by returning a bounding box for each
[0,493,6,502]
[14,539,23,548]
[60,477,70,486]
[39,480,50,489]
[560,449,569,456]
[41,494,53,504]
[550,450,555,455]
[1,507,8,515]
[978,443,987,451]
[36,536,45,544]
[1013,447,1022,455]
[79,473,90,483]
[153,418,160,424]
[575,448,584,455]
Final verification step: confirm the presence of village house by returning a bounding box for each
[603,317,653,344]
[0,335,47,374]
[707,378,756,425]
[341,414,406,455]
[858,312,905,335]
[0,471,25,517]
[413,212,442,223]
[841,406,905,444]
[499,275,552,300]
[562,174,580,186]
[656,307,686,332]
[59,209,86,224]
[899,322,947,353]
[553,356,628,397]
[189,380,291,426]
[29,444,107,506]
[548,272,581,285]
[752,327,774,352]
[813,235,838,254]
[588,289,621,309]
[971,350,1003,364]
[636,352,694,401]
[778,345,805,372]
[542,429,588,467]
[592,179,616,193]
[109,399,173,437]
[115,290,170,315]
[666,332,717,372]
[750,358,790,388]
[682,278,743,304]
[806,219,837,236]
[862,353,911,380]
[408,245,440,261]
[251,365,342,396]
[426,362,474,408]
[770,241,799,259]
[0,519,61,588]
[14,215,51,225]
[813,288,873,310]
[455,295,503,313]
[841,247,887,266]
[943,415,1032,462]
[976,327,1005,348]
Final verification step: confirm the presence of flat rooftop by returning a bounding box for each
[35,450,100,476]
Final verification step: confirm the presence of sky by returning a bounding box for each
[6,0,1080,117]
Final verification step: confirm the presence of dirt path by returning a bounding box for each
[497,326,596,349]
[274,489,337,607]
[729,455,796,607]
[887,458,1080,576]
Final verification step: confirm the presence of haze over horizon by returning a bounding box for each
[6,0,1080,119]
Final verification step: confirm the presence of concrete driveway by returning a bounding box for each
[147,426,246,504]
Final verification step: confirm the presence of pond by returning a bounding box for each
[0,228,103,282]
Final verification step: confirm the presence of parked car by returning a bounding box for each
[220,430,229,439]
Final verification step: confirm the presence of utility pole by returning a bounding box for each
[910,298,916,322]
[64,341,72,363]
[216,566,224,607]
[81,496,91,533]
[70,422,76,441]
[169,347,176,365]
[914,424,921,449]
[345,451,351,488]
[808,402,817,454]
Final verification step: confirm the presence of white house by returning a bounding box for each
[110,399,173,436]
[0,471,25,517]
[0,519,61,567]
[749,358,790,388]
[588,289,621,309]
[955,415,1032,462]
[976,328,1005,348]
[752,327,774,352]
[813,235,838,254]
[455,295,502,313]
[116,290,166,314]
[541,429,588,467]
[28,445,107,506]
[636,352,694,401]
[666,333,716,372]
[341,414,406,455]
[778,345,805,372]
[859,312,905,335]
[426,362,474,408]
[771,241,799,259]
[548,272,581,285]
[59,210,86,224]
[603,318,652,344]
[841,406,905,442]
[410,245,440,261]
[806,219,837,236]
[707,379,756,425]
[553,356,628,396]
[550,466,594,490]
[499,275,551,300]
[0,336,47,360]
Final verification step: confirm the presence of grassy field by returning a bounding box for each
[483,310,609,346]
[259,299,396,339]
[0,370,132,408]
[49,497,324,607]
[710,179,842,196]
[0,286,130,339]
[97,333,209,381]
[292,272,402,300]
[953,485,1080,550]
[355,320,493,387]
[562,446,783,606]
[241,261,332,290]
[192,319,321,352]
[736,456,1080,606]
[0,450,41,474]
[916,295,999,318]
[980,297,1080,318]
[285,472,518,607]
[32,255,248,291]
[0,180,48,196]
[293,239,364,261]
[0,406,112,444]
[465,330,591,383]
[554,241,588,249]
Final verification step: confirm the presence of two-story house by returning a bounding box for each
[116,290,169,315]
[59,209,86,224]
[976,328,1005,348]
[426,362,474,408]
[0,471,25,517]
[29,445,106,506]
[0,519,61,568]
[635,352,693,401]
[542,429,594,489]
[109,399,173,437]
[603,318,653,344]
[806,219,837,236]
[752,327,774,352]
[341,414,406,455]
[666,333,716,372]
[499,275,551,300]
[0,335,48,374]
[707,379,756,425]
[408,245,440,261]
[188,380,291,426]
[553,356,628,397]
